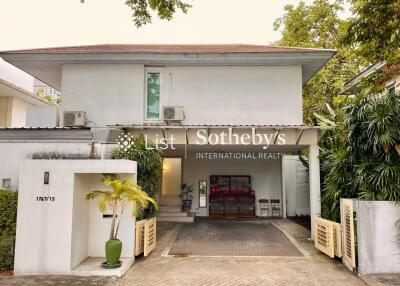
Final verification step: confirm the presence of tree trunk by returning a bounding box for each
[110,200,117,240]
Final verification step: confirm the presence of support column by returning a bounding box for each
[281,156,287,219]
[309,144,321,240]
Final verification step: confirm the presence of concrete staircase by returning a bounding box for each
[158,204,195,223]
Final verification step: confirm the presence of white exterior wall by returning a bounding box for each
[0,97,8,127]
[282,155,310,217]
[166,66,302,125]
[9,97,28,127]
[0,142,92,190]
[60,64,303,126]
[183,157,282,216]
[356,201,400,275]
[14,160,136,275]
[0,97,28,127]
[60,64,145,126]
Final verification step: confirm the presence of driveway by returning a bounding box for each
[122,219,367,286]
[0,219,367,286]
[168,220,303,257]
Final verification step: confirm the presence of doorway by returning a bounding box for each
[161,158,182,205]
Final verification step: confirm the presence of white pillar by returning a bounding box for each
[309,144,321,240]
[281,158,287,218]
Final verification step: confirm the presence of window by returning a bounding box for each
[146,71,161,120]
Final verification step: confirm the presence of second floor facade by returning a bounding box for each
[0,44,335,127]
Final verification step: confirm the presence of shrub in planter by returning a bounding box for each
[0,189,18,272]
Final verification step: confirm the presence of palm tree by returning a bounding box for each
[86,174,158,240]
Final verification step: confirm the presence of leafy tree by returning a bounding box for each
[274,0,345,49]
[343,0,400,63]
[341,0,400,92]
[80,0,191,27]
[274,0,360,124]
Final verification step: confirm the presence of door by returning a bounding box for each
[161,158,182,205]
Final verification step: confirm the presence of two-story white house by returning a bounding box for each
[0,44,335,239]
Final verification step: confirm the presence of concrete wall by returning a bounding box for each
[0,97,29,127]
[357,201,400,275]
[86,173,135,259]
[183,156,282,216]
[0,97,8,127]
[60,64,303,126]
[71,174,90,268]
[9,97,28,127]
[0,142,92,190]
[162,158,182,196]
[282,155,310,217]
[14,160,137,275]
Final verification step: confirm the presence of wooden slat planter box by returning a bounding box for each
[135,219,147,256]
[135,218,157,256]
[315,217,342,258]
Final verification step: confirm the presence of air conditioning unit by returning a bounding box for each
[163,106,185,121]
[63,111,86,127]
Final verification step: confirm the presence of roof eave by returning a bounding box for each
[0,50,336,89]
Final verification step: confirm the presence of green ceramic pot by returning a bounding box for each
[105,239,122,266]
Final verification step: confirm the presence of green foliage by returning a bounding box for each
[112,134,163,220]
[343,0,400,63]
[86,175,158,240]
[80,0,191,27]
[0,236,14,272]
[0,190,17,237]
[274,0,345,49]
[319,92,400,221]
[0,189,18,272]
[274,0,360,125]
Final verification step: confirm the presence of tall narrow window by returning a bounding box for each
[146,72,161,119]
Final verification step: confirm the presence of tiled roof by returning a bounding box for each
[1,44,335,55]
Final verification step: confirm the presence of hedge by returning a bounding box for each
[0,189,18,272]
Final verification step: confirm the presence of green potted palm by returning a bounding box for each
[86,174,158,268]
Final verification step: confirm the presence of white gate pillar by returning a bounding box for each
[309,144,321,240]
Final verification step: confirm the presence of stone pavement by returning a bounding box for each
[169,220,303,256]
[0,219,370,286]
[122,219,368,286]
[0,275,119,286]
[362,273,400,286]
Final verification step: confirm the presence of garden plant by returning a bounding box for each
[86,175,158,267]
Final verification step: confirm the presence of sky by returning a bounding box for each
[0,0,319,51]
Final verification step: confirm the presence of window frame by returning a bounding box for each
[144,67,164,121]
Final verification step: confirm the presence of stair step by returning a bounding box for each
[160,206,182,212]
[159,212,189,217]
[157,215,195,223]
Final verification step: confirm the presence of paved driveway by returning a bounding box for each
[122,219,367,286]
[169,220,303,257]
[1,219,367,286]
